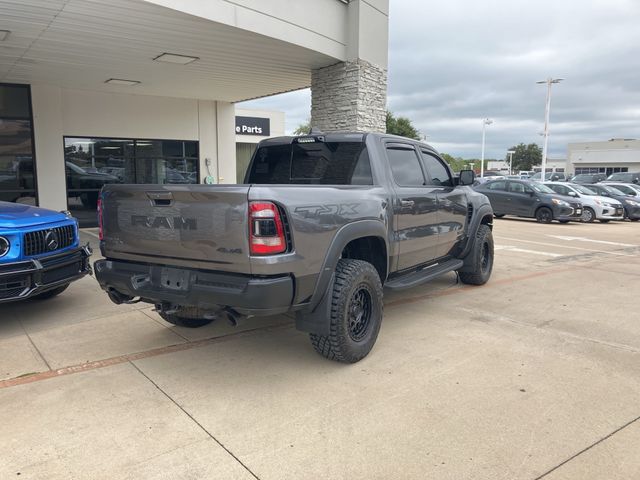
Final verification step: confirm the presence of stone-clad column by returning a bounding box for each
[311,59,387,133]
[310,0,388,133]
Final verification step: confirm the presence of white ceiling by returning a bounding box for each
[0,0,340,102]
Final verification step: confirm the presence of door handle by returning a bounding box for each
[401,200,415,208]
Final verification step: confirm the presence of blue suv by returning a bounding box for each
[0,201,92,302]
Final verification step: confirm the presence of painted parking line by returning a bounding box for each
[496,236,635,257]
[495,245,563,257]
[547,235,637,248]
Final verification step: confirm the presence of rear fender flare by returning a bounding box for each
[295,220,388,335]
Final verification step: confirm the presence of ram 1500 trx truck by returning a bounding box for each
[0,201,92,302]
[95,132,494,363]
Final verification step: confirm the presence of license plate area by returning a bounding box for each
[159,267,190,291]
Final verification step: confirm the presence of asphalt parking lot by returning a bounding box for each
[1,219,639,479]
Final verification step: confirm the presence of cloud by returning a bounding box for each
[240,0,640,159]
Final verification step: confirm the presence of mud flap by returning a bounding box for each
[294,273,334,336]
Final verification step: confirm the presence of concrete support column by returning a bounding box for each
[30,84,68,210]
[310,0,388,133]
[311,59,387,132]
[197,99,217,183]
[197,100,235,184]
[215,101,236,184]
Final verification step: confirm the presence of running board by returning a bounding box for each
[384,259,464,291]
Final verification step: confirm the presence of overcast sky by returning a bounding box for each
[239,0,640,160]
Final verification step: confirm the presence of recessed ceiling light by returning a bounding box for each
[0,30,10,41]
[105,78,141,86]
[153,53,199,65]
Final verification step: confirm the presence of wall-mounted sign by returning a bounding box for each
[235,116,270,136]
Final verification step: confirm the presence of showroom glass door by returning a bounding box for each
[0,84,37,205]
[64,137,199,227]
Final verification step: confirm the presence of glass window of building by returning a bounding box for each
[64,137,198,226]
[0,84,37,205]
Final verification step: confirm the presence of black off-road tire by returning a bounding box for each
[535,207,553,224]
[309,259,383,363]
[33,284,69,300]
[458,224,494,285]
[158,308,214,328]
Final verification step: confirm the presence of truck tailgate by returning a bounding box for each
[100,184,251,273]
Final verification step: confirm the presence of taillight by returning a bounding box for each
[249,201,286,255]
[97,198,103,240]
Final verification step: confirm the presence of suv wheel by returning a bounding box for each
[535,207,553,223]
[582,207,595,223]
[309,259,383,363]
[458,224,494,285]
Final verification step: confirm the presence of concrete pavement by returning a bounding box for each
[1,219,639,479]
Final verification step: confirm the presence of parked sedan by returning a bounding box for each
[602,182,640,197]
[606,172,640,184]
[474,179,582,223]
[570,173,607,184]
[530,172,566,181]
[543,182,624,223]
[584,184,640,221]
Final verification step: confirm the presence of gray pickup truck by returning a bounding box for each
[95,132,494,363]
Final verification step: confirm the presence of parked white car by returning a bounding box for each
[543,182,624,223]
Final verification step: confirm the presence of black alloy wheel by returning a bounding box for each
[536,207,553,224]
[348,285,373,342]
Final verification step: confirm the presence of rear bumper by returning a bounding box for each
[0,245,92,303]
[94,259,294,316]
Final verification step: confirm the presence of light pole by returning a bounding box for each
[537,78,563,182]
[480,118,493,178]
[507,150,515,175]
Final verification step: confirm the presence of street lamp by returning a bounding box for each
[507,150,515,175]
[480,118,493,178]
[537,78,563,182]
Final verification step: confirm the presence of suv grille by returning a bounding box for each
[23,225,75,257]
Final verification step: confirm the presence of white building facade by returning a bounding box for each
[567,139,640,176]
[0,0,389,225]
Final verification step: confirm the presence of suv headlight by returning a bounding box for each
[551,198,570,207]
[0,236,9,257]
[625,199,640,207]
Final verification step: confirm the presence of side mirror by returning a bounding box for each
[459,169,475,186]
[568,191,577,197]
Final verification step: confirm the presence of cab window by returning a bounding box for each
[420,151,452,187]
[386,146,425,187]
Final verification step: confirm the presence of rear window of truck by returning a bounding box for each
[245,141,372,185]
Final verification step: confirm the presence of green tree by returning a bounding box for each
[441,153,470,173]
[507,143,542,171]
[293,119,311,135]
[386,111,421,140]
